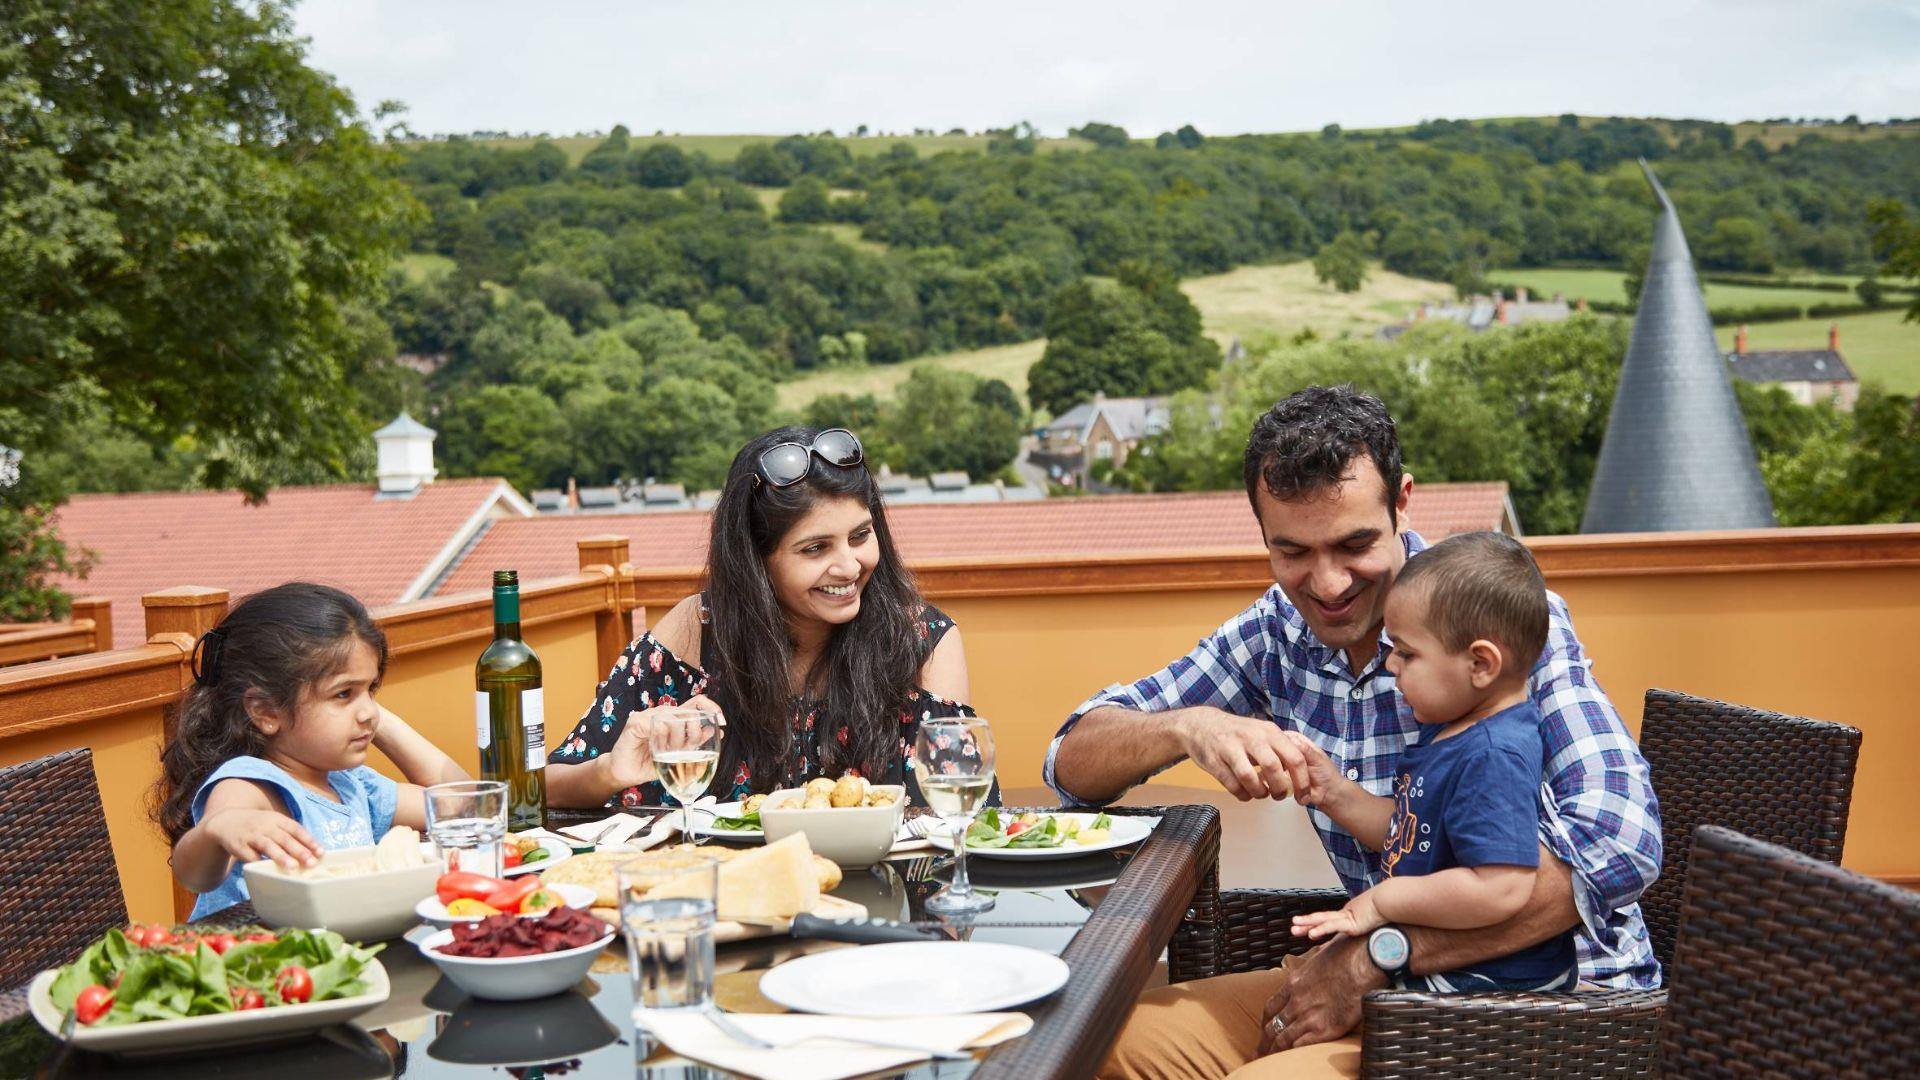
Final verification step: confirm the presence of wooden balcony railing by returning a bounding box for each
[0,597,113,667]
[2,525,1916,925]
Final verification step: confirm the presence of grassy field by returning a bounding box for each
[775,339,1044,412]
[1716,310,1919,393]
[777,259,1448,412]
[471,132,1091,166]
[1492,266,1873,311]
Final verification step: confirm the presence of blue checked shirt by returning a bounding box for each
[1043,531,1664,989]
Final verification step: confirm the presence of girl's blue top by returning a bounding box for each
[187,756,397,920]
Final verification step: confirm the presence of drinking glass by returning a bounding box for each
[914,715,997,915]
[424,779,509,878]
[619,852,718,1013]
[649,707,724,838]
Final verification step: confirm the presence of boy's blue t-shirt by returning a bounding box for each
[187,756,399,920]
[1383,701,1578,985]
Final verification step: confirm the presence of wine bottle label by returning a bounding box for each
[474,691,491,750]
[522,686,546,770]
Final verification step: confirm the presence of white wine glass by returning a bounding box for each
[914,715,996,915]
[650,707,724,838]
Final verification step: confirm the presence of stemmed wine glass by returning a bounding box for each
[914,715,997,915]
[650,707,725,838]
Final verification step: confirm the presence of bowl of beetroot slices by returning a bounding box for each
[416,907,613,1002]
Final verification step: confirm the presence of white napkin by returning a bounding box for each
[635,1009,1032,1080]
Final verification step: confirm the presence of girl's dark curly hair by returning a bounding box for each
[151,583,387,842]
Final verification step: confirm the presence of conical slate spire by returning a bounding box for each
[1581,161,1775,534]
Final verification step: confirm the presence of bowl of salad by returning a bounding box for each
[31,924,387,1056]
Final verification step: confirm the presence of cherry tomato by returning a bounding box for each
[275,965,313,1004]
[123,925,148,947]
[436,871,506,906]
[75,985,114,1025]
[143,925,174,947]
[202,933,237,955]
[230,986,265,1010]
[242,932,278,944]
[503,849,523,869]
[1006,821,1029,836]
[483,875,542,913]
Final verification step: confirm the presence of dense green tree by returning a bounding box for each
[634,143,693,188]
[1028,275,1221,414]
[436,385,572,492]
[885,368,1021,479]
[578,124,632,184]
[778,177,833,223]
[1697,216,1775,272]
[1313,231,1370,293]
[1868,198,1920,320]
[735,142,797,186]
[1069,121,1130,148]
[0,0,418,614]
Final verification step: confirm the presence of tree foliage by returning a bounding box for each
[1027,264,1221,414]
[1313,231,1369,292]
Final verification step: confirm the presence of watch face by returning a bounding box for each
[1369,928,1409,969]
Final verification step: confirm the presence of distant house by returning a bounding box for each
[1726,324,1860,410]
[1038,393,1223,485]
[1380,288,1573,341]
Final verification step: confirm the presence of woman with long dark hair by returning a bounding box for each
[545,426,972,808]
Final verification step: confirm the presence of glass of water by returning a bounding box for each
[424,780,509,878]
[619,852,718,1013]
[649,707,724,839]
[914,715,997,915]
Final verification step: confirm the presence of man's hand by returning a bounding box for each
[1257,937,1385,1055]
[1292,889,1383,941]
[1176,709,1308,801]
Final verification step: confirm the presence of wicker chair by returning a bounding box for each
[0,748,129,991]
[1660,825,1919,1076]
[1171,688,1863,1077]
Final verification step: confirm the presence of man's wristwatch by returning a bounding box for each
[1366,925,1411,979]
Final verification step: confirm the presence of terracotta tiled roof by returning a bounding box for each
[434,483,1514,596]
[50,480,527,648]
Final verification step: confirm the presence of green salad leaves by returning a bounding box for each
[964,809,1113,849]
[48,928,381,1027]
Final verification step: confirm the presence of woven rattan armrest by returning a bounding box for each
[1210,886,1349,974]
[1359,987,1664,1078]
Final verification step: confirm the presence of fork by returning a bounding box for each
[703,1007,971,1062]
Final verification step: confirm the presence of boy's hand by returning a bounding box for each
[1293,890,1384,941]
[203,808,324,871]
[1283,731,1352,810]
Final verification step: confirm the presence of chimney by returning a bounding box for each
[1517,287,1530,304]
[1735,325,1747,355]
[1576,297,1589,313]
[1829,323,1840,352]
[1092,390,1106,403]
[374,412,437,495]
[566,476,579,509]
[1497,300,1512,325]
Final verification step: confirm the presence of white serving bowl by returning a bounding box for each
[415,926,613,1002]
[242,845,441,941]
[760,784,907,868]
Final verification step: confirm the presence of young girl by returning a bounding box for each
[153,582,469,919]
[545,426,976,809]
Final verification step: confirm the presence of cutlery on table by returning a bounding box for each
[701,1006,972,1062]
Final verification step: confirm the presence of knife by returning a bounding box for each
[746,913,1087,945]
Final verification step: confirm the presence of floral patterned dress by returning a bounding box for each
[550,604,981,809]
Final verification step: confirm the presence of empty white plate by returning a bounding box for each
[757,940,1070,1017]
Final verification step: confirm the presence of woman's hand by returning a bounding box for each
[1292,889,1383,941]
[606,694,726,790]
[200,807,324,871]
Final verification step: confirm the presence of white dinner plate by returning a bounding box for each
[414,882,597,928]
[28,960,390,1057]
[501,836,573,877]
[924,812,1155,861]
[758,941,1069,1017]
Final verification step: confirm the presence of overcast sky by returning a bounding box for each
[294,1,1920,137]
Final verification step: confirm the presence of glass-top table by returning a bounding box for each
[12,805,1220,1080]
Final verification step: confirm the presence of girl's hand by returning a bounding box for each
[202,808,324,871]
[1292,890,1384,941]
[607,695,726,789]
[1283,730,1351,809]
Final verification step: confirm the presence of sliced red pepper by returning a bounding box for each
[482,874,542,913]
[437,871,507,906]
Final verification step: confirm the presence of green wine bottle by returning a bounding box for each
[476,569,546,831]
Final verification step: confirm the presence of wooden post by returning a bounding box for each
[578,537,633,673]
[143,587,230,923]
[69,596,113,654]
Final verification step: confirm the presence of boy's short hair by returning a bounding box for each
[1395,531,1550,671]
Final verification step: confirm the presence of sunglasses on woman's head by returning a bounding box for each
[754,428,865,488]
